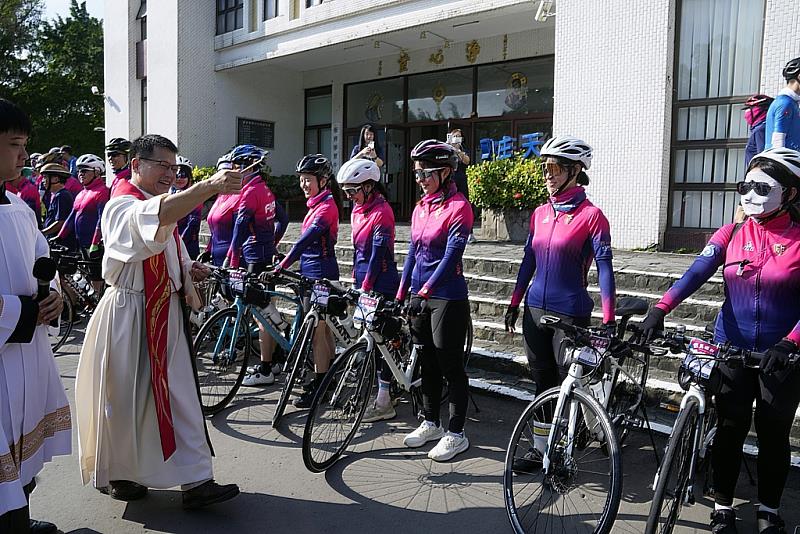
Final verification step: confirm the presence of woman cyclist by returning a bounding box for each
[640,148,800,534]
[217,145,289,387]
[336,158,400,422]
[203,153,239,267]
[396,139,473,462]
[172,156,202,260]
[503,135,616,457]
[276,154,340,408]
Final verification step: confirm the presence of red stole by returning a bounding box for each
[111,180,178,460]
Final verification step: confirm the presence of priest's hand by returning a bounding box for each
[206,169,243,195]
[37,290,62,325]
[190,261,211,282]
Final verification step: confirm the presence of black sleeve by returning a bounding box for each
[7,296,39,344]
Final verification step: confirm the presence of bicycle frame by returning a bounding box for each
[542,362,585,473]
[359,328,421,392]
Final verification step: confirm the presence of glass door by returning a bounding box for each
[383,127,412,219]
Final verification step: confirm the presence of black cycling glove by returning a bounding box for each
[504,305,519,333]
[761,339,797,375]
[640,307,666,341]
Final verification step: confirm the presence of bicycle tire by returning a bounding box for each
[644,399,700,534]
[193,307,251,416]
[607,350,649,443]
[51,292,74,354]
[272,319,314,428]
[302,341,375,472]
[504,386,623,534]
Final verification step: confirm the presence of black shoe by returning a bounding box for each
[512,449,543,474]
[97,480,148,501]
[293,389,315,409]
[182,480,240,510]
[710,509,738,534]
[756,510,786,534]
[29,519,58,534]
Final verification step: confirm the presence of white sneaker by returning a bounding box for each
[403,420,444,448]
[242,371,275,386]
[428,431,470,462]
[362,402,397,423]
[247,363,281,376]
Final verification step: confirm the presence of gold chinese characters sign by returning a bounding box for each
[466,40,480,63]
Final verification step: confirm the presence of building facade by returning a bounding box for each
[103,0,800,249]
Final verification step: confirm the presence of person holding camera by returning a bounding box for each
[350,124,384,168]
[447,127,474,243]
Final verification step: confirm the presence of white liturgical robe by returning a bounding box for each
[75,189,212,489]
[0,191,71,516]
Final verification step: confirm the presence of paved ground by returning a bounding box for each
[34,326,800,534]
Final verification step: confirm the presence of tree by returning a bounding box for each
[0,0,43,92]
[1,0,104,157]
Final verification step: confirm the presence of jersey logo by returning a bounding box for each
[565,214,574,224]
[542,216,550,224]
[773,243,786,256]
[743,241,754,252]
[700,244,716,257]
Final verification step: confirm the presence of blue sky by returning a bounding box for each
[44,0,104,20]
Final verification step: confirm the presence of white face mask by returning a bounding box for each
[451,136,463,145]
[740,169,784,217]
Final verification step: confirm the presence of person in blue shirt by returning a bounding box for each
[765,57,800,151]
[40,163,75,248]
[350,124,384,169]
[61,145,78,177]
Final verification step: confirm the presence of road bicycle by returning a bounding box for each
[268,268,363,428]
[642,328,798,534]
[192,267,305,415]
[302,290,474,473]
[503,298,655,534]
[49,243,103,354]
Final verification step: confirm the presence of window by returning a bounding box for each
[667,0,765,238]
[141,79,147,135]
[407,68,473,122]
[477,57,554,117]
[306,0,322,7]
[264,0,278,20]
[305,87,332,158]
[346,78,404,127]
[216,0,244,35]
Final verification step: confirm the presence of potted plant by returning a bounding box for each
[466,153,547,243]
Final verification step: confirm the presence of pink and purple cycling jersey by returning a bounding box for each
[226,178,287,269]
[206,193,240,267]
[109,167,131,195]
[510,186,616,323]
[279,190,339,280]
[351,193,399,295]
[64,176,82,197]
[58,178,110,250]
[177,203,203,260]
[7,179,41,226]
[656,213,800,351]
[397,182,473,301]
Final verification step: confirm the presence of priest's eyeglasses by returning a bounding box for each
[139,157,181,173]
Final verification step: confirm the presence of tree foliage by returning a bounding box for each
[0,0,104,156]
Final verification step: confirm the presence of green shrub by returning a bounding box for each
[466,153,548,211]
[192,165,216,182]
[269,174,302,200]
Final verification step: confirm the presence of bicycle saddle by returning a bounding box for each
[614,297,648,317]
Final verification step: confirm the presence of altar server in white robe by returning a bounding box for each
[75,134,243,509]
[0,98,70,534]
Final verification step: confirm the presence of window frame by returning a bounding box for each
[216,0,244,35]
[304,86,333,156]
[264,0,278,20]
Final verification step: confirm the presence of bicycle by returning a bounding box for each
[642,329,799,534]
[503,298,654,534]
[302,291,475,473]
[268,268,362,428]
[192,267,305,415]
[49,243,102,353]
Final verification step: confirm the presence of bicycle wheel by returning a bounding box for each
[272,319,314,428]
[193,307,250,415]
[607,351,649,443]
[644,399,700,534]
[51,293,74,354]
[302,341,375,472]
[504,387,622,534]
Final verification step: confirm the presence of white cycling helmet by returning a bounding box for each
[337,158,381,186]
[751,147,800,179]
[76,153,105,175]
[540,135,593,170]
[176,155,193,171]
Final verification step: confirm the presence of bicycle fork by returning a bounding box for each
[543,367,581,474]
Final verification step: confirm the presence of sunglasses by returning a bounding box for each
[342,185,363,196]
[139,157,181,173]
[736,181,785,196]
[414,167,445,181]
[539,161,573,176]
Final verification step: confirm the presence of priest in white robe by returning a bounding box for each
[75,134,243,509]
[0,98,71,534]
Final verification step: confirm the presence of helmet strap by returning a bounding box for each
[553,167,579,197]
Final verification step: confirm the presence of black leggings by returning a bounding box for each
[0,479,36,533]
[410,296,470,433]
[711,362,800,509]
[522,306,590,395]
